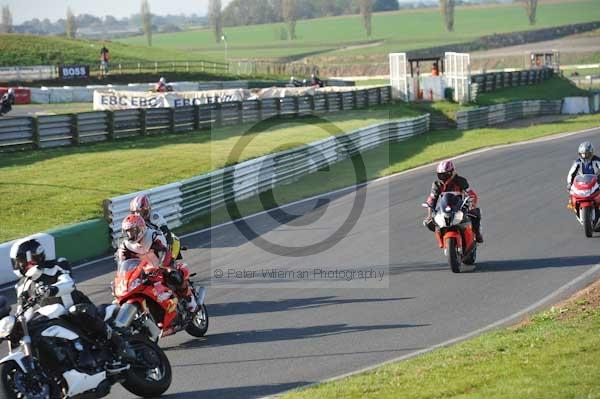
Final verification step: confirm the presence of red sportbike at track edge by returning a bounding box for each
[423,192,478,273]
[112,258,209,342]
[568,174,600,237]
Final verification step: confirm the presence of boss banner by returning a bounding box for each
[59,64,90,80]
[93,89,251,111]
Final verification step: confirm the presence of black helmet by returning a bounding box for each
[9,239,46,277]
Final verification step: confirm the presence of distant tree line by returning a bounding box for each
[221,0,400,27]
[10,11,207,38]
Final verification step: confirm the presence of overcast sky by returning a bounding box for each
[3,0,460,24]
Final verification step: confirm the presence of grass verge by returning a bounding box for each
[475,77,590,106]
[405,77,588,121]
[0,102,419,242]
[179,113,600,235]
[279,277,600,399]
[119,1,600,61]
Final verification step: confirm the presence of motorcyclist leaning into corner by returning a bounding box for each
[0,88,15,115]
[423,160,484,243]
[566,141,600,190]
[118,214,198,312]
[9,239,135,366]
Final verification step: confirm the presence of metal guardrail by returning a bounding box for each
[0,86,392,152]
[471,68,554,100]
[102,114,430,246]
[456,100,563,130]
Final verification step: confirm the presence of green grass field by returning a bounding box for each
[280,280,600,399]
[0,103,418,242]
[0,34,219,67]
[120,1,600,61]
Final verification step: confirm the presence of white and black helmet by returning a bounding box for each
[9,239,46,278]
[578,141,594,162]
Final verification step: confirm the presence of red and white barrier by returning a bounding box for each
[0,87,31,105]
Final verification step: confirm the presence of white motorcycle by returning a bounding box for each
[0,292,172,399]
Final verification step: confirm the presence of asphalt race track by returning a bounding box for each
[8,126,600,398]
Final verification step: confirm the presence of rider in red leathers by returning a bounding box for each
[118,214,198,312]
[423,160,484,243]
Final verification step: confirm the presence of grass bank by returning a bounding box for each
[0,34,222,67]
[0,103,418,242]
[406,77,588,120]
[119,1,600,61]
[280,277,600,399]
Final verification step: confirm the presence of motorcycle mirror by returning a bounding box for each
[421,203,429,208]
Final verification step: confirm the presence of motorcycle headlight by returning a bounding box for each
[453,211,464,225]
[572,188,592,197]
[0,316,16,339]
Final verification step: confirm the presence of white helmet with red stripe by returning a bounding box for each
[130,195,151,220]
[436,160,455,182]
[122,214,147,243]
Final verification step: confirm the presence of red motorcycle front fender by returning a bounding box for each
[442,230,462,250]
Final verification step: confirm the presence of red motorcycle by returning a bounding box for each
[423,192,477,273]
[112,258,209,342]
[568,174,600,237]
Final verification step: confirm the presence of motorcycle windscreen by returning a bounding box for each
[436,192,462,212]
[116,258,141,278]
[573,174,598,189]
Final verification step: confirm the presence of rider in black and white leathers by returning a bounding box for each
[10,239,133,363]
[567,141,600,190]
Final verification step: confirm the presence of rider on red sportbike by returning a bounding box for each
[117,214,198,313]
[423,160,484,243]
[129,194,173,247]
[567,141,600,190]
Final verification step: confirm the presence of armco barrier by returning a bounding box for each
[456,100,563,130]
[0,86,392,152]
[103,114,430,245]
[470,68,554,100]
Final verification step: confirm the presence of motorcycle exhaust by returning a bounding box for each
[143,317,161,342]
[113,303,138,329]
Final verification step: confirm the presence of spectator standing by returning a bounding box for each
[100,44,110,78]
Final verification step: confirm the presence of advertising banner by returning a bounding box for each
[93,89,251,110]
[58,64,90,80]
